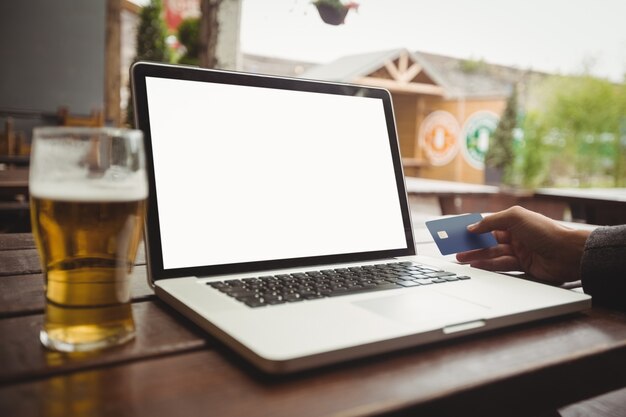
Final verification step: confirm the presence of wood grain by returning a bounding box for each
[560,387,626,417]
[1,309,626,417]
[0,243,146,277]
[2,230,626,417]
[0,233,34,250]
[105,0,122,126]
[0,248,41,276]
[0,301,210,385]
[0,266,154,318]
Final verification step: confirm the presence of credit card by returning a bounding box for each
[425,213,497,255]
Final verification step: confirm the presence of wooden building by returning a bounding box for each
[302,49,539,184]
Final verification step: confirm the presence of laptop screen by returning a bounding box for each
[134,64,414,278]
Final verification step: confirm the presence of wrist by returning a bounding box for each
[562,228,591,280]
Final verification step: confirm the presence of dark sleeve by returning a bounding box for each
[581,225,626,310]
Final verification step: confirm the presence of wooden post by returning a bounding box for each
[415,96,426,161]
[455,96,466,182]
[0,120,6,156]
[199,0,222,69]
[105,0,122,126]
[5,118,15,156]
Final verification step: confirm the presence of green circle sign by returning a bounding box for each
[460,111,500,169]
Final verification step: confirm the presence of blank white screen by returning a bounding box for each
[146,76,408,269]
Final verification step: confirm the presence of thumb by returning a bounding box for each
[467,207,523,234]
[466,221,483,233]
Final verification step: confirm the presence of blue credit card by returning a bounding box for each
[425,213,497,255]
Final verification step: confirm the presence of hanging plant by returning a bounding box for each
[313,0,359,25]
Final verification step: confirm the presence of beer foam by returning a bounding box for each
[30,170,148,202]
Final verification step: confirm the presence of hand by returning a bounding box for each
[455,206,591,284]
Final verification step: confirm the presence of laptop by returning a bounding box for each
[131,62,591,374]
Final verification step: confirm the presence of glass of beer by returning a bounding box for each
[30,127,147,352]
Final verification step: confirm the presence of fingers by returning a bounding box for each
[456,244,514,263]
[465,256,521,272]
[494,230,511,244]
[467,206,529,234]
[455,242,522,272]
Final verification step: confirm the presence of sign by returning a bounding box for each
[460,111,500,169]
[418,111,460,166]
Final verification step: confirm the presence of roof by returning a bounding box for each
[300,49,406,82]
[241,53,317,78]
[301,48,537,99]
[414,51,527,98]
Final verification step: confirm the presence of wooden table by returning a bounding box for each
[405,178,569,221]
[535,187,626,225]
[0,155,30,167]
[0,167,29,199]
[1,230,626,417]
[0,168,30,232]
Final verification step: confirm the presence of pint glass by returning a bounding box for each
[30,127,147,352]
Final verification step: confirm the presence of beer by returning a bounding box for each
[30,126,147,352]
[31,189,146,350]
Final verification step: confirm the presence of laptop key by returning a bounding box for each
[302,294,325,300]
[284,294,304,302]
[231,290,258,298]
[327,283,401,297]
[263,293,282,301]
[426,272,456,278]
[346,285,364,290]
[266,299,286,305]
[398,281,420,287]
[243,299,266,308]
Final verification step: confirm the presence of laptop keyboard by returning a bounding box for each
[207,261,470,308]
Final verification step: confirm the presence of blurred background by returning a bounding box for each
[1,0,625,231]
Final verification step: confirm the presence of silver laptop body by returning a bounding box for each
[131,62,590,374]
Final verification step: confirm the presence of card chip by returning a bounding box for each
[437,231,448,239]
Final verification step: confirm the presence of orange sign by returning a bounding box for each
[418,111,460,166]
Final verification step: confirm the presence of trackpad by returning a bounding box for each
[353,291,488,328]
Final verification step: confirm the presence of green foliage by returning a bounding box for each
[513,74,626,187]
[615,82,626,186]
[126,0,171,127]
[177,18,201,66]
[513,112,548,188]
[135,0,171,63]
[546,76,618,132]
[540,75,623,186]
[486,85,517,183]
[459,58,487,73]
